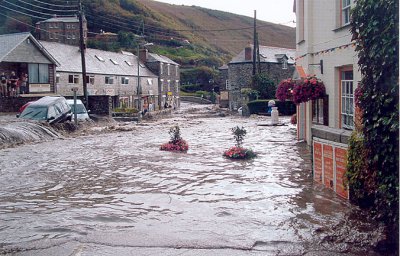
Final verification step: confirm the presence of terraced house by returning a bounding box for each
[40,41,159,113]
[294,0,359,199]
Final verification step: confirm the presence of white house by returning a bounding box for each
[40,41,159,111]
[294,0,360,199]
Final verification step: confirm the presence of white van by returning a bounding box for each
[66,99,90,121]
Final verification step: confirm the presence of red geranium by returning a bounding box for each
[276,78,295,101]
[292,75,326,104]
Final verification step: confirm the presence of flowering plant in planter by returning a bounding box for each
[160,125,188,152]
[276,78,295,101]
[223,126,256,160]
[292,75,326,104]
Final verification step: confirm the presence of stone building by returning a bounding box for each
[35,15,87,46]
[139,49,180,109]
[39,41,159,112]
[227,44,295,110]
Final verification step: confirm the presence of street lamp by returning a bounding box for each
[137,42,153,119]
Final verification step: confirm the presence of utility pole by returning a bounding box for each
[78,0,88,107]
[252,10,257,77]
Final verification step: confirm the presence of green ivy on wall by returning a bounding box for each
[348,0,399,248]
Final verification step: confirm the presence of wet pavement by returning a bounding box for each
[0,103,386,255]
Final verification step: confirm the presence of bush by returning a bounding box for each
[247,100,296,116]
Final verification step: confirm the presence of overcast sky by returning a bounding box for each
[154,0,296,27]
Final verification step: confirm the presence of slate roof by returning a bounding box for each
[36,16,80,24]
[147,53,179,65]
[40,41,157,77]
[229,45,296,64]
[0,32,59,65]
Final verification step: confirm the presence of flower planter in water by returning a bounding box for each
[160,139,189,152]
[223,146,256,160]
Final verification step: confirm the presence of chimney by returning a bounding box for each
[139,48,148,63]
[245,45,252,61]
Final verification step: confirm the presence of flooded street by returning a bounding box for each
[0,104,384,255]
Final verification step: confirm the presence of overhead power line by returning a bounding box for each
[32,0,78,8]
[0,4,47,20]
[17,0,78,13]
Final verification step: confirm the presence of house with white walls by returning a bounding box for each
[294,0,360,199]
[40,41,159,112]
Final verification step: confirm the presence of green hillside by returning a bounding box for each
[0,0,295,65]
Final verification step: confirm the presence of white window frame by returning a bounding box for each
[341,70,354,129]
[105,76,114,85]
[342,0,352,26]
[225,80,229,90]
[66,24,70,29]
[86,75,95,85]
[121,77,129,85]
[167,64,170,75]
[68,74,79,84]
[282,59,288,70]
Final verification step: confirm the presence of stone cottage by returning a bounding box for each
[139,49,180,109]
[227,44,295,110]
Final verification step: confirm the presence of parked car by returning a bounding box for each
[18,96,72,124]
[66,99,90,121]
[18,101,34,114]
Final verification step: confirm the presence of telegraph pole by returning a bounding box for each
[78,0,88,107]
[252,10,257,77]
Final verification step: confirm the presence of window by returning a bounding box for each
[54,23,58,28]
[56,74,60,84]
[105,76,114,85]
[110,59,119,65]
[49,33,53,39]
[95,55,105,62]
[121,77,129,85]
[28,64,49,83]
[71,24,75,29]
[341,70,354,129]
[225,80,229,90]
[125,61,133,66]
[312,96,329,125]
[66,24,70,29]
[49,23,53,28]
[67,33,71,39]
[282,59,288,70]
[54,32,58,39]
[72,34,76,40]
[176,80,180,93]
[342,0,352,26]
[68,74,79,84]
[86,75,95,85]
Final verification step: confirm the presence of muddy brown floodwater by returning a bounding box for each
[0,103,387,255]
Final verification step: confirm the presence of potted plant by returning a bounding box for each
[160,125,189,152]
[223,126,256,159]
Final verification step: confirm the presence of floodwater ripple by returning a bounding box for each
[0,105,384,255]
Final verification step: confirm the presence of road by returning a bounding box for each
[0,104,385,255]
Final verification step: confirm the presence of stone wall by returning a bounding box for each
[228,62,295,110]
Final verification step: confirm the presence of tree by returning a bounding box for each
[349,0,399,250]
[252,73,276,99]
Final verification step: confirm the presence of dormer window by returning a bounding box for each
[95,55,105,62]
[125,61,133,66]
[110,59,119,65]
[282,59,288,70]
